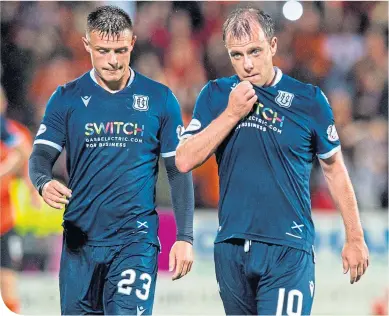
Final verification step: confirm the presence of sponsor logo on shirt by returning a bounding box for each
[236,101,285,134]
[84,121,145,148]
[85,122,144,136]
[81,95,92,107]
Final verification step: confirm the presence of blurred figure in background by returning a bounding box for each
[290,3,331,86]
[0,86,29,313]
[133,49,167,85]
[371,288,389,315]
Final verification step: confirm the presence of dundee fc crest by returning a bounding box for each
[275,90,294,108]
[133,94,149,111]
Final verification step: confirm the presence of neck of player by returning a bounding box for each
[262,67,277,88]
[95,68,131,93]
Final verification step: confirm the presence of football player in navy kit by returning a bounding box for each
[176,7,369,315]
[29,6,194,315]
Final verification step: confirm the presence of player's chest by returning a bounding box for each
[67,95,161,142]
[231,98,312,151]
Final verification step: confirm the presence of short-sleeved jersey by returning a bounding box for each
[182,68,340,252]
[34,69,183,246]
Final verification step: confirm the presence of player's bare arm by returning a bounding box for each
[319,150,369,284]
[176,81,257,173]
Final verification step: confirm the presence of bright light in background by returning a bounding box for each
[283,0,303,21]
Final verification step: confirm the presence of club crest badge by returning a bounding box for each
[133,94,149,111]
[275,90,294,108]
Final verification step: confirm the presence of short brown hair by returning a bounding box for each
[223,7,275,43]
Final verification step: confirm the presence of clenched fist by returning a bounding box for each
[225,81,258,121]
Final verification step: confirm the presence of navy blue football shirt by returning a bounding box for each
[34,69,183,246]
[182,68,340,252]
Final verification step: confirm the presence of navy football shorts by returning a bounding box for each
[59,238,158,315]
[214,239,315,315]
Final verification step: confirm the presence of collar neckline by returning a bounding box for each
[89,68,135,93]
[269,66,282,87]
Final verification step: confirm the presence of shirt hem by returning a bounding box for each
[84,235,160,248]
[215,233,313,253]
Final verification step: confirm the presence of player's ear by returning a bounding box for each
[82,36,91,53]
[130,35,137,50]
[270,37,277,56]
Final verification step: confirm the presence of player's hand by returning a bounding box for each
[169,241,194,281]
[341,238,369,284]
[42,180,72,209]
[225,81,258,121]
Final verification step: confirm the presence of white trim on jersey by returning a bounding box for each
[271,67,283,86]
[317,145,341,159]
[33,139,63,152]
[180,134,193,140]
[89,68,135,92]
[161,151,176,158]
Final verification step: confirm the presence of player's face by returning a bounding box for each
[226,23,277,87]
[83,29,136,84]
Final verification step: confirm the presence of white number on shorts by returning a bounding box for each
[117,269,137,295]
[136,273,152,300]
[117,269,152,301]
[276,288,303,316]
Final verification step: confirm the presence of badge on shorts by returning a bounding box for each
[275,90,294,108]
[133,94,149,111]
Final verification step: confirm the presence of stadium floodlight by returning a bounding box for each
[283,0,303,21]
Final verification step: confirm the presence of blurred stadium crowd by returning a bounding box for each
[1,1,388,211]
